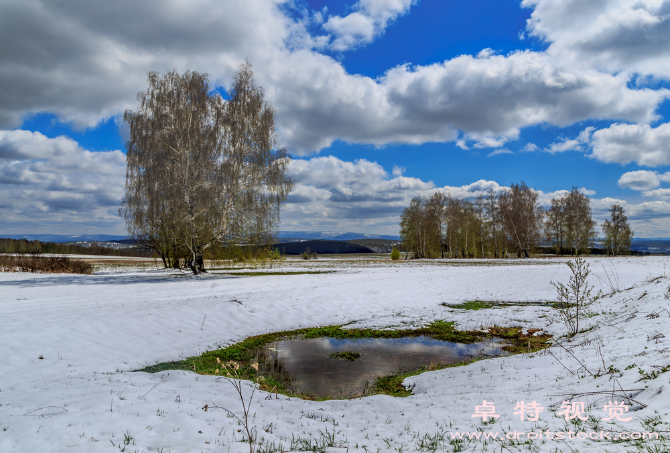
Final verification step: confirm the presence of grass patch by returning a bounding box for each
[443,300,566,310]
[445,300,495,310]
[329,351,361,361]
[137,322,551,400]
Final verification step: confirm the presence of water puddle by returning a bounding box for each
[254,336,508,398]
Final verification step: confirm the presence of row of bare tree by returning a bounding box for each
[399,183,632,259]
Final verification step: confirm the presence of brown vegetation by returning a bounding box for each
[0,254,93,274]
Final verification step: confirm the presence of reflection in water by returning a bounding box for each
[255,336,508,398]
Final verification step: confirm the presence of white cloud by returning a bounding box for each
[283,157,520,233]
[437,180,508,199]
[522,143,539,152]
[546,126,594,153]
[455,139,469,150]
[323,0,417,51]
[590,122,670,166]
[0,130,126,233]
[618,170,661,190]
[487,149,513,157]
[523,0,670,79]
[642,188,670,198]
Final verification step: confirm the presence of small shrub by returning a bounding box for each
[551,257,600,335]
[268,248,284,261]
[302,247,314,260]
[391,246,400,260]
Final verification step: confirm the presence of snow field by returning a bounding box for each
[1,257,669,452]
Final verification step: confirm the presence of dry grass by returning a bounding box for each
[0,255,93,274]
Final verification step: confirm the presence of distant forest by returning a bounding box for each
[0,238,151,257]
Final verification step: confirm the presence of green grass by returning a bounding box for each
[443,300,566,310]
[444,300,495,310]
[329,351,361,361]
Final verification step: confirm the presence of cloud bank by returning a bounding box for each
[0,0,668,155]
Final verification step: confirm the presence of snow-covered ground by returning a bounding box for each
[1,257,669,452]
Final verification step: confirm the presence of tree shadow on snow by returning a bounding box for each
[0,271,240,287]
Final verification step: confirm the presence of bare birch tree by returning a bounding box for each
[545,196,567,255]
[602,204,633,256]
[121,63,292,274]
[499,182,544,258]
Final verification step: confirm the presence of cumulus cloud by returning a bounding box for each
[0,130,126,233]
[546,127,594,153]
[642,188,670,198]
[523,0,670,79]
[522,143,539,152]
[280,50,667,153]
[618,170,662,190]
[323,0,417,51]
[487,149,513,157]
[0,0,668,156]
[590,122,670,166]
[282,156,513,232]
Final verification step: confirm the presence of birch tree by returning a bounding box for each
[602,204,633,256]
[121,63,292,274]
[499,182,544,258]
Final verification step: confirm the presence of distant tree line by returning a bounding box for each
[0,238,151,257]
[399,183,632,259]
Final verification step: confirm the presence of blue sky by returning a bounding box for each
[2,0,670,236]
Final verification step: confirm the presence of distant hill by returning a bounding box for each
[277,231,400,241]
[1,231,401,243]
[345,239,401,253]
[274,240,375,255]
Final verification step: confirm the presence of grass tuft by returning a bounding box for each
[329,351,361,361]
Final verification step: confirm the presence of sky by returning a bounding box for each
[1,0,670,237]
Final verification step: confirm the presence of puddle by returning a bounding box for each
[254,336,508,398]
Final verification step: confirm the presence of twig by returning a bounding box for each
[561,439,576,453]
[547,349,575,375]
[597,345,607,375]
[645,308,670,319]
[549,388,647,409]
[614,378,647,408]
[554,341,594,376]
[22,406,68,416]
[201,315,206,330]
[138,376,165,400]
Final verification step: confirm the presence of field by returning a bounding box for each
[1,256,670,452]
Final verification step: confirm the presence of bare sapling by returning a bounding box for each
[551,257,601,335]
[205,360,258,453]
